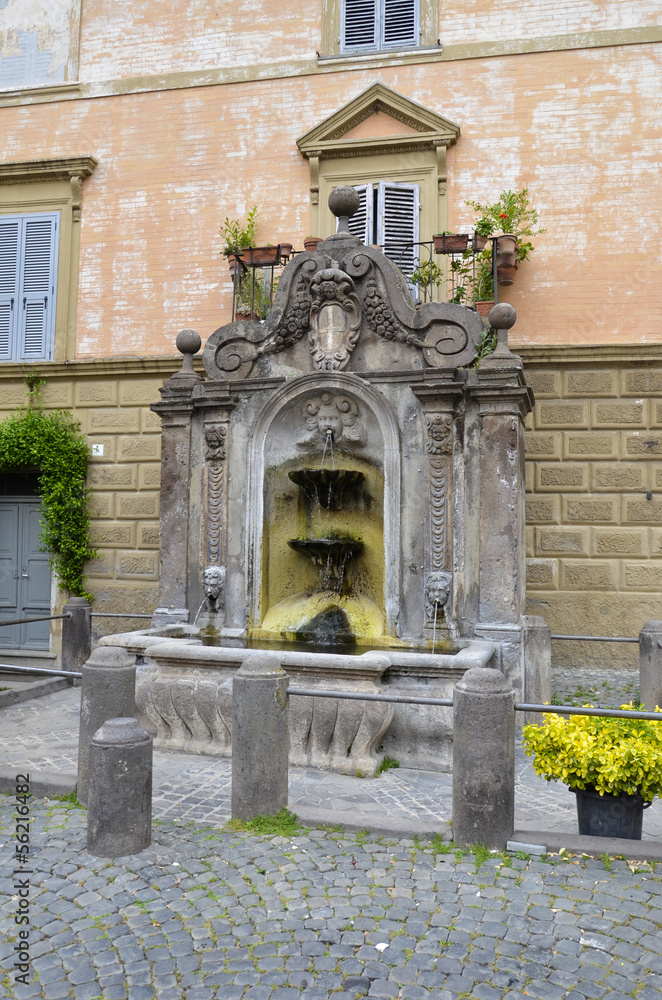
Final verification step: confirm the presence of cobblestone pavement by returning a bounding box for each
[2,800,662,1000]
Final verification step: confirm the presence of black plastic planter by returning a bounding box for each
[575,786,648,839]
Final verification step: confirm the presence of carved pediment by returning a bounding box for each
[202,243,482,380]
[297,83,460,159]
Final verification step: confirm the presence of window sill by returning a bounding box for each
[0,82,81,106]
[317,45,442,69]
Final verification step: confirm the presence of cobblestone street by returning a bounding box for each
[3,799,662,1000]
[1,666,662,998]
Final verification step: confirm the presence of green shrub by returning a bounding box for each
[523,704,662,803]
[0,383,97,599]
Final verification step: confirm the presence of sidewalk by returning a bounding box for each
[0,666,661,845]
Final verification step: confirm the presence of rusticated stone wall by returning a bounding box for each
[0,361,181,642]
[522,351,662,668]
[2,351,661,666]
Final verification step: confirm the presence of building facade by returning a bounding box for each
[1,0,661,665]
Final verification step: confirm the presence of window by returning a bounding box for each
[298,85,460,271]
[320,0,437,58]
[0,156,97,363]
[341,0,418,53]
[342,182,420,289]
[0,0,82,94]
[0,213,59,361]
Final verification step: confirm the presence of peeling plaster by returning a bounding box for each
[0,0,79,87]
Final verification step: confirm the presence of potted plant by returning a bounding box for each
[433,231,469,254]
[522,705,662,840]
[219,207,292,269]
[220,205,259,271]
[408,259,444,301]
[434,231,489,254]
[466,188,545,286]
[304,236,323,252]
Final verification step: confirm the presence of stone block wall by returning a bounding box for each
[0,361,181,646]
[522,350,662,668]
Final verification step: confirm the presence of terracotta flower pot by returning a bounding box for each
[433,233,469,254]
[495,233,519,268]
[469,234,489,252]
[303,237,323,251]
[497,264,518,286]
[475,300,495,317]
[237,246,280,265]
[227,254,241,276]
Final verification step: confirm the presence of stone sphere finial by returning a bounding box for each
[166,329,204,387]
[485,303,519,365]
[328,186,361,234]
[176,329,202,356]
[328,185,360,219]
[487,303,516,330]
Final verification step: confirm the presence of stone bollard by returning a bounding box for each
[77,646,137,804]
[62,597,91,673]
[452,666,515,850]
[232,653,289,822]
[639,621,662,711]
[87,717,152,858]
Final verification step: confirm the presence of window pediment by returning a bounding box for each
[297,83,460,161]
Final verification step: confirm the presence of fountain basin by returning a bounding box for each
[288,468,365,510]
[100,629,496,774]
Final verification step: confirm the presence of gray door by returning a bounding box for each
[0,499,50,649]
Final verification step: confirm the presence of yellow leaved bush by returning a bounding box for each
[522,704,662,802]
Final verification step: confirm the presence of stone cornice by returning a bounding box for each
[517,342,662,367]
[0,356,198,380]
[0,156,98,185]
[2,27,658,107]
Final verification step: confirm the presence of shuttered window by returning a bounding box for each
[0,213,58,362]
[377,181,419,286]
[341,0,418,52]
[337,182,420,294]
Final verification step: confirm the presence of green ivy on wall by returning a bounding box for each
[0,380,97,600]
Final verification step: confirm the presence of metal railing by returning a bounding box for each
[285,686,662,723]
[0,613,70,627]
[550,633,638,643]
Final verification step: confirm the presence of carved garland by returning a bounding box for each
[425,412,453,624]
[205,424,227,566]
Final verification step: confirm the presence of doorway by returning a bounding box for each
[0,473,51,649]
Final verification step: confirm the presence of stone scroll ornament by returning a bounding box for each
[202,244,483,379]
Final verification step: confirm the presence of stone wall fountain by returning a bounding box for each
[102,187,550,775]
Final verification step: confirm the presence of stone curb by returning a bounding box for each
[514,827,662,862]
[294,804,453,840]
[0,766,77,798]
[0,675,69,709]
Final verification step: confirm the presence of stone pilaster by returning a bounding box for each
[468,365,533,682]
[199,395,237,570]
[151,388,196,624]
[413,376,464,628]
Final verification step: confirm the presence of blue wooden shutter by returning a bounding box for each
[377,181,419,292]
[0,217,20,361]
[18,214,58,361]
[383,0,418,47]
[341,0,378,51]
